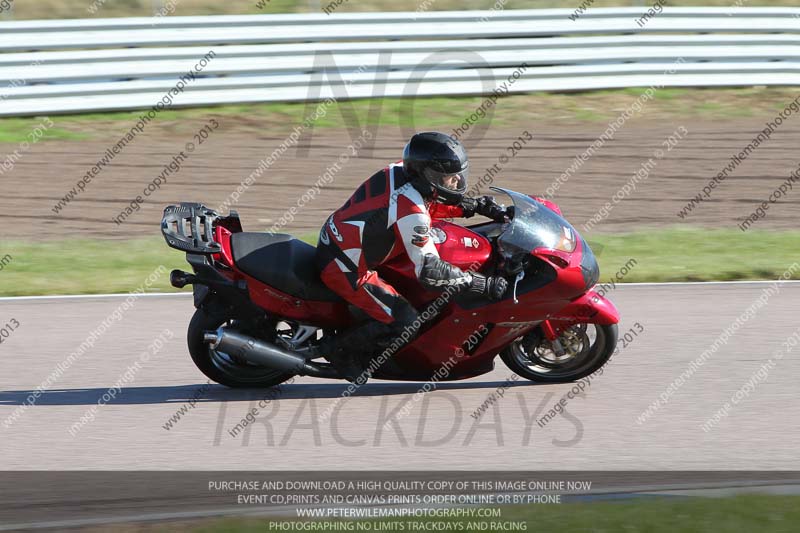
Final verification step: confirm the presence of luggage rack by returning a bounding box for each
[161,203,223,254]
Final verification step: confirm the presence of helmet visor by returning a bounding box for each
[433,169,468,193]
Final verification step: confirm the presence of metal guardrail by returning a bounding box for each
[1,7,799,117]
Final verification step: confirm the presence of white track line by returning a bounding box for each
[0,292,193,302]
[624,280,800,286]
[1,280,799,302]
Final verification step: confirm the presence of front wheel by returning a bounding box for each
[187,309,295,388]
[500,323,617,383]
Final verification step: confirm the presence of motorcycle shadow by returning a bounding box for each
[0,380,539,406]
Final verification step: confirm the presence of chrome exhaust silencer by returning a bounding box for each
[203,329,338,378]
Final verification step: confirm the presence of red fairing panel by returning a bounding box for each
[530,195,562,215]
[214,226,235,268]
[549,290,620,325]
[245,276,352,328]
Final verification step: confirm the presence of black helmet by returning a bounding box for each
[402,131,469,205]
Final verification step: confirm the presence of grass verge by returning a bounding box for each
[2,87,799,143]
[95,494,800,532]
[585,227,800,283]
[0,118,87,143]
[1,228,798,296]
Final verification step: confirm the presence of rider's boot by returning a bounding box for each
[317,320,395,384]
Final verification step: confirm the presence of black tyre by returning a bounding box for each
[500,323,617,383]
[187,309,295,388]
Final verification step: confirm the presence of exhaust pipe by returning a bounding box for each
[203,329,339,378]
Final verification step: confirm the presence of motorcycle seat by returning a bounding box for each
[230,232,342,302]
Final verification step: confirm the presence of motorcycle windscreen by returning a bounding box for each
[491,187,599,289]
[491,187,580,258]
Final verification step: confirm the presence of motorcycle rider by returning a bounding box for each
[315,131,511,383]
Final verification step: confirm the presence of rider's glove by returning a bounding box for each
[476,196,508,222]
[468,273,509,301]
[460,196,507,222]
[460,196,478,218]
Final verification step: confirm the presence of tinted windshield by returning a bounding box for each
[491,187,579,260]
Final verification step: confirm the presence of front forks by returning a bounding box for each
[540,320,567,356]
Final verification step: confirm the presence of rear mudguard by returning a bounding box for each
[547,290,620,325]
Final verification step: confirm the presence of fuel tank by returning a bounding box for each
[431,220,492,271]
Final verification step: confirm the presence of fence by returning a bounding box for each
[1,7,799,116]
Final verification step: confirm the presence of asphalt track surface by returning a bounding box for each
[2,282,799,472]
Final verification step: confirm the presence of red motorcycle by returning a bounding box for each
[161,187,619,388]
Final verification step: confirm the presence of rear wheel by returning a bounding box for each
[187,309,295,388]
[500,323,617,383]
